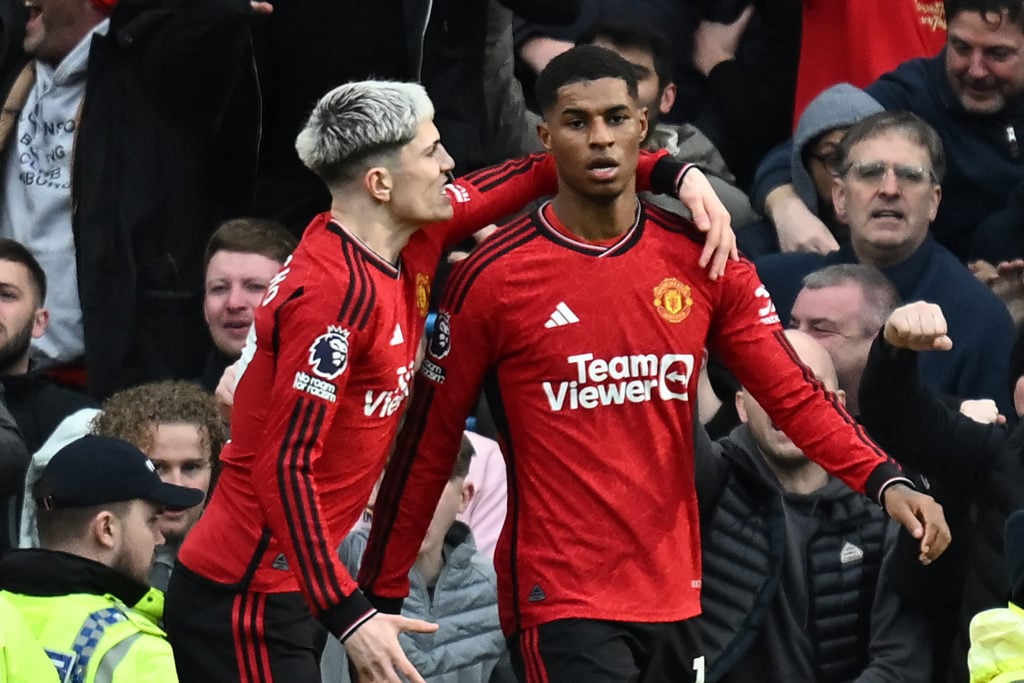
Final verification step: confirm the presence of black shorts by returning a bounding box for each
[165,563,327,682]
[509,618,704,683]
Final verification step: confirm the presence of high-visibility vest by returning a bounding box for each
[0,589,178,683]
[0,593,60,683]
[969,602,1024,683]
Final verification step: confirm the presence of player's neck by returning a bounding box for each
[330,202,416,264]
[550,189,639,242]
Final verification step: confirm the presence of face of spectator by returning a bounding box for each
[806,128,847,208]
[204,251,282,358]
[832,131,940,268]
[590,40,674,125]
[737,333,842,464]
[110,500,164,585]
[147,423,212,543]
[23,0,98,66]
[386,119,456,228]
[946,10,1024,114]
[538,77,648,204]
[0,260,46,375]
[790,283,876,409]
[418,477,470,558]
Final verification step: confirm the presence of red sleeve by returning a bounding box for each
[707,259,911,503]
[358,261,497,604]
[247,287,376,637]
[430,149,670,249]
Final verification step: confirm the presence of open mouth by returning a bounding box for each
[870,209,905,221]
[587,158,619,180]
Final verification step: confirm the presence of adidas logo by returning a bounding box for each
[839,541,864,565]
[544,302,579,328]
[527,584,547,602]
[271,553,290,571]
[389,324,404,346]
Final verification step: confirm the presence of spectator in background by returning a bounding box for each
[789,264,899,416]
[755,0,1024,259]
[0,0,258,399]
[755,111,1016,416]
[200,218,296,392]
[697,331,932,682]
[90,381,224,590]
[0,239,95,455]
[738,84,883,257]
[858,301,1024,681]
[0,436,204,683]
[18,381,223,592]
[338,435,510,682]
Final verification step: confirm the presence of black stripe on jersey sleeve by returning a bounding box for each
[442,216,539,314]
[462,153,546,193]
[278,397,342,612]
[358,380,438,585]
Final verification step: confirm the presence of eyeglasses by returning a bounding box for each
[807,146,841,170]
[843,161,937,188]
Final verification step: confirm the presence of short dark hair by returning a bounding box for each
[945,0,1024,31]
[575,21,675,90]
[835,110,946,184]
[0,238,46,305]
[35,499,132,549]
[801,264,902,336]
[204,218,296,270]
[452,435,475,480]
[535,45,640,116]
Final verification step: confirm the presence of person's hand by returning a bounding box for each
[447,224,498,263]
[692,5,755,77]
[250,0,273,13]
[677,167,738,280]
[882,483,951,564]
[883,301,953,352]
[970,258,1024,325]
[764,184,839,254]
[958,398,1006,425]
[344,613,438,683]
[215,363,239,425]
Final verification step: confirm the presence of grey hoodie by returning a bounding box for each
[791,83,884,215]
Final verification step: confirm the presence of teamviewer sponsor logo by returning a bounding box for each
[542,352,694,411]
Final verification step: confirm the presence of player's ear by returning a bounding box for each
[537,120,553,151]
[365,166,393,203]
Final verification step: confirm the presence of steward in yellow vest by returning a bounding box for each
[0,592,59,683]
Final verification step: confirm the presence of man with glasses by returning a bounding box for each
[755,110,1015,415]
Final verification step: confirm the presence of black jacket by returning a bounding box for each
[0,0,258,399]
[859,333,1024,683]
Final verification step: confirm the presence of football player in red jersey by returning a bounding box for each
[166,78,739,683]
[358,48,951,682]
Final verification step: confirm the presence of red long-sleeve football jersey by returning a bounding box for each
[360,201,909,635]
[178,152,673,636]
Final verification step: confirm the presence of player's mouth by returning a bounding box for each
[587,157,619,180]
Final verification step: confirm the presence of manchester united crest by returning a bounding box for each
[653,277,693,323]
[415,273,431,317]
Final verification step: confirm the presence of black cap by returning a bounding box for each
[35,435,205,511]
[1007,509,1024,605]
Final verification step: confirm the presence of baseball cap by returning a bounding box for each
[35,435,205,511]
